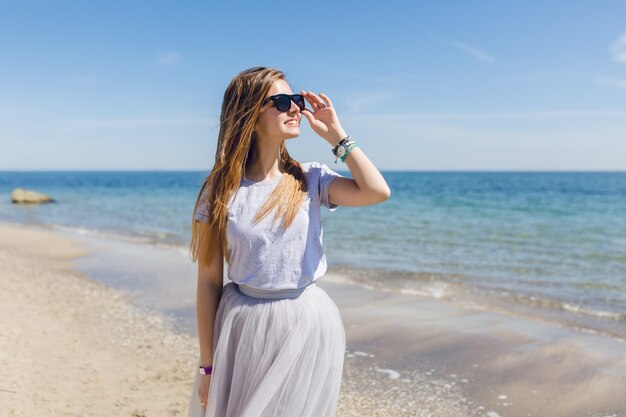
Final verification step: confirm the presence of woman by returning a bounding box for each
[187,66,390,417]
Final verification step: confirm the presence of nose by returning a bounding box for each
[288,97,301,114]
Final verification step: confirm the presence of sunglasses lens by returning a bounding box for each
[269,94,305,112]
[293,94,305,110]
[274,95,291,112]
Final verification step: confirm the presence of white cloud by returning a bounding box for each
[610,32,626,63]
[50,117,212,133]
[155,51,182,66]
[344,92,395,112]
[450,42,497,64]
[594,76,626,89]
[428,35,498,64]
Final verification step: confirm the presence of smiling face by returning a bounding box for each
[254,78,302,143]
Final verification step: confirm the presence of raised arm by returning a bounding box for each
[327,145,390,207]
[300,90,391,207]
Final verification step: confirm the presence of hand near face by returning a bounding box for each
[300,91,348,147]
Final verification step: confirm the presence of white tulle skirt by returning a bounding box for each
[187,281,346,417]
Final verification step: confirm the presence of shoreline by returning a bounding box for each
[327,264,626,343]
[11,219,626,341]
[10,219,626,340]
[2,220,625,416]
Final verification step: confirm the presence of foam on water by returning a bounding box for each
[2,170,625,340]
[375,367,401,379]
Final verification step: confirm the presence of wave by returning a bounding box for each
[326,263,626,342]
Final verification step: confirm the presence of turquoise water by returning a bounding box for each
[1,170,624,331]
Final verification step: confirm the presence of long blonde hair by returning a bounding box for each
[189,66,309,266]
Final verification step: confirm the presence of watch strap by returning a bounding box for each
[199,365,213,375]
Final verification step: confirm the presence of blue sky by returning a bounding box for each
[1,0,625,171]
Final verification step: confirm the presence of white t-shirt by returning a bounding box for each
[193,161,344,290]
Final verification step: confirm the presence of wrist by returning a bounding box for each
[331,135,357,163]
[331,130,348,146]
[199,364,213,375]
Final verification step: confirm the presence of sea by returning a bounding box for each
[1,170,625,339]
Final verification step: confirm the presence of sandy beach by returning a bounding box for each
[0,223,199,416]
[1,221,625,417]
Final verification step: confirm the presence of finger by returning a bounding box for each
[198,390,208,406]
[319,93,333,107]
[311,92,328,108]
[302,92,321,108]
[301,108,315,124]
[303,91,327,109]
[312,92,329,107]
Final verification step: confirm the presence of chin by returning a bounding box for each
[283,130,300,139]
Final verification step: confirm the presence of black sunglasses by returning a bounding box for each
[263,94,306,112]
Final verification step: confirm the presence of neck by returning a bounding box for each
[245,141,285,181]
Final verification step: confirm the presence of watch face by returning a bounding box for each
[337,146,346,157]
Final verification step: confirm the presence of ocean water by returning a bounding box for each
[1,170,625,337]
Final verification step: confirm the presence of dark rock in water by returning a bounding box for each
[10,188,56,204]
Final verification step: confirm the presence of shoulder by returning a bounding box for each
[193,181,212,222]
[198,181,211,199]
[300,161,331,182]
[300,161,319,178]
[300,161,344,210]
[300,161,335,175]
[300,161,344,185]
[300,161,318,172]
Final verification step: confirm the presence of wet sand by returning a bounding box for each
[326,277,626,416]
[1,221,625,416]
